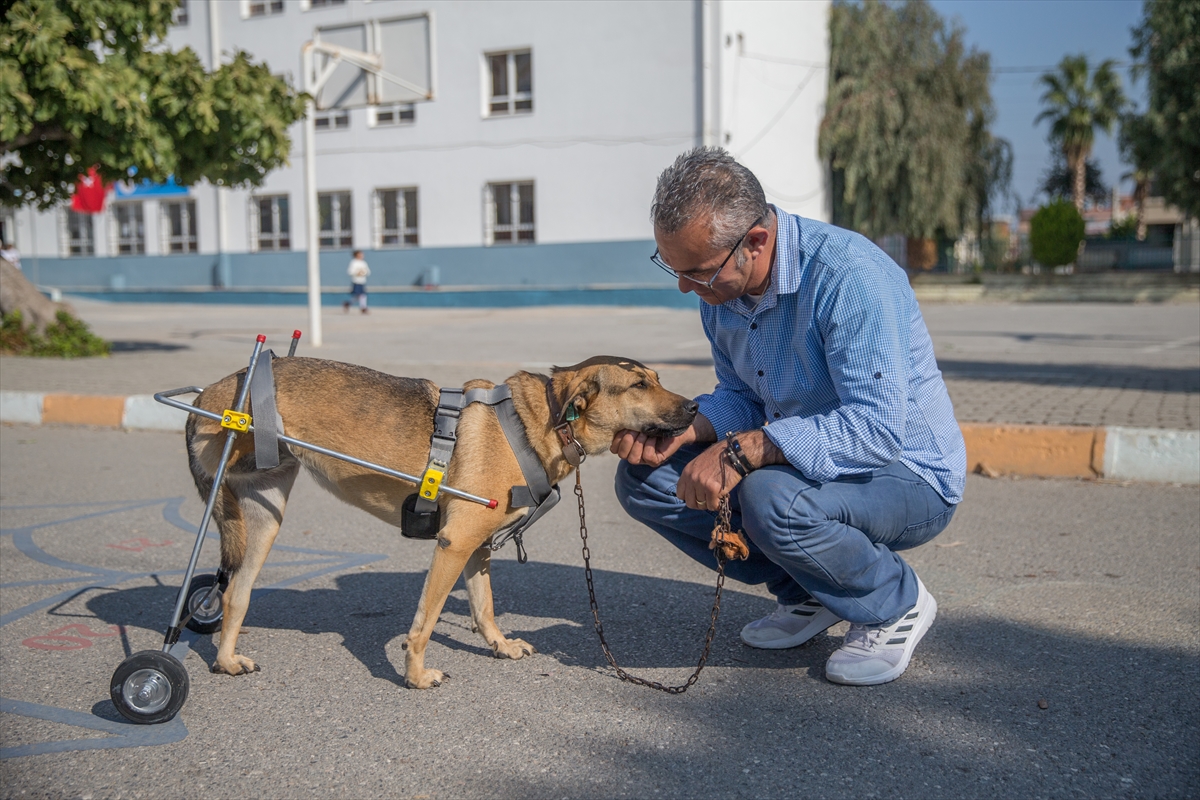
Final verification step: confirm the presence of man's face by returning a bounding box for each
[654,217,769,306]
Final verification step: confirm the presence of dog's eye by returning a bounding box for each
[632,380,647,389]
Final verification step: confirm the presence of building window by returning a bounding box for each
[314,110,350,131]
[375,188,418,247]
[253,195,290,251]
[64,210,95,256]
[370,104,415,128]
[113,202,146,255]
[305,0,346,8]
[245,0,284,18]
[163,200,198,254]
[318,191,352,249]
[173,0,189,25]
[486,182,534,244]
[486,50,532,116]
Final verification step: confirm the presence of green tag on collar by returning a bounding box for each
[565,403,580,422]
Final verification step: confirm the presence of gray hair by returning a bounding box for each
[650,147,772,259]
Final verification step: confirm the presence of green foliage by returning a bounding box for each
[1039,155,1108,204]
[1029,200,1085,268]
[1108,216,1139,241]
[1036,55,1126,210]
[1,309,110,357]
[820,0,1009,240]
[1125,0,1200,218]
[1,0,307,209]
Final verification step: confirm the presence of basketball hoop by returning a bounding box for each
[300,14,436,346]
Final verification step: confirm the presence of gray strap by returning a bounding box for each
[491,392,555,509]
[414,383,559,549]
[250,350,282,470]
[416,388,465,512]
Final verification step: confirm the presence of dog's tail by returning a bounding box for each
[186,413,248,574]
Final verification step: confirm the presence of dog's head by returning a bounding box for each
[549,356,698,453]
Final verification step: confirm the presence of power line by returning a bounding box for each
[741,50,1141,75]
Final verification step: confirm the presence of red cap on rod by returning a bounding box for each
[256,334,267,343]
[292,330,302,339]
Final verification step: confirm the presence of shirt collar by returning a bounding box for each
[729,205,803,315]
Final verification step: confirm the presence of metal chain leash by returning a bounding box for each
[574,469,733,694]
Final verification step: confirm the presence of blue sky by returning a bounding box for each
[928,0,1147,213]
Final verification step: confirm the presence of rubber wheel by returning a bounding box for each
[110,650,189,725]
[184,573,224,634]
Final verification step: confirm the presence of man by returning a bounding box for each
[345,250,370,314]
[613,148,965,686]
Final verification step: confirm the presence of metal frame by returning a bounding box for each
[153,331,497,652]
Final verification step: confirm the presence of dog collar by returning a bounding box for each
[545,379,586,467]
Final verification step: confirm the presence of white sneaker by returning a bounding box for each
[825,577,937,686]
[740,598,841,649]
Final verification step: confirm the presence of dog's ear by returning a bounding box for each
[561,375,599,422]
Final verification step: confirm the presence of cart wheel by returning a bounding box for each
[110,650,189,725]
[184,573,224,634]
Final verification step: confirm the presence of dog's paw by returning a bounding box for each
[212,654,259,675]
[405,668,447,689]
[492,637,536,660]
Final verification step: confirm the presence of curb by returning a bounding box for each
[2,390,1198,485]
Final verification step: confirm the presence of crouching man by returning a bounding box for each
[612,148,966,685]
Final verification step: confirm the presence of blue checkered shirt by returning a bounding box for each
[695,209,966,504]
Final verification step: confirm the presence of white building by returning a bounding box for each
[4,0,830,299]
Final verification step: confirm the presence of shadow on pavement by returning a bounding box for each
[80,565,1197,796]
[108,341,191,354]
[938,359,1200,392]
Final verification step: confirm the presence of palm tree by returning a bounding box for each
[1035,55,1126,212]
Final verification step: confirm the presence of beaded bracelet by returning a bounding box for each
[724,432,754,477]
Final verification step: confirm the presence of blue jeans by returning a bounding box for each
[615,445,956,626]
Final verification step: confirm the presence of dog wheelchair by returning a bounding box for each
[108,332,501,725]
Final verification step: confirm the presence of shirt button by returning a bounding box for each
[773,412,781,418]
[757,370,764,377]
[750,323,758,330]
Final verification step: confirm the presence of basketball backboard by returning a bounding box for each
[312,13,436,111]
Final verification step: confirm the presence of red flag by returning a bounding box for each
[71,167,108,213]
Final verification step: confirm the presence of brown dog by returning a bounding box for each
[186,355,697,689]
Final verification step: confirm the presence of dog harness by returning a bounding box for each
[415,385,560,563]
[246,358,559,561]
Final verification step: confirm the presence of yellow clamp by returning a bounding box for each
[419,461,446,501]
[220,409,252,432]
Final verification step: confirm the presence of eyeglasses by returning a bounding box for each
[651,217,763,289]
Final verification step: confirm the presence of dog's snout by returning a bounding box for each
[684,400,699,415]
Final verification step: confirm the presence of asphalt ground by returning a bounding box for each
[0,299,1197,429]
[1,424,1198,799]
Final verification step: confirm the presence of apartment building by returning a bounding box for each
[5,0,830,297]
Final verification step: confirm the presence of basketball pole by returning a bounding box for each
[301,44,323,347]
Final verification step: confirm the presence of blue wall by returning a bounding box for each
[28,240,673,292]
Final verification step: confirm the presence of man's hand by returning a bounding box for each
[676,429,786,511]
[610,414,717,468]
[676,441,741,510]
[609,430,686,467]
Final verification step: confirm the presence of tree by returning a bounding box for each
[1038,154,1108,206]
[1124,0,1200,219]
[1,0,307,209]
[820,0,1008,268]
[1118,111,1157,240]
[1029,200,1085,268]
[1035,55,1126,212]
